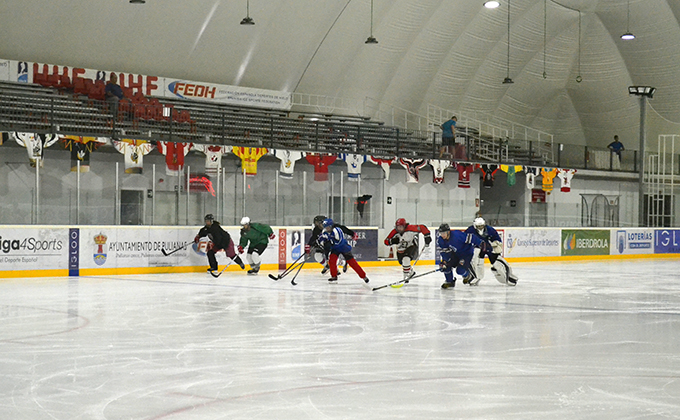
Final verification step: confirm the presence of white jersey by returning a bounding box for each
[368,156,395,180]
[13,132,59,167]
[194,144,230,177]
[557,169,576,192]
[113,140,154,174]
[339,153,367,181]
[524,166,538,189]
[274,150,305,179]
[429,159,452,184]
[399,158,428,183]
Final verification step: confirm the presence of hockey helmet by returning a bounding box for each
[438,223,450,233]
[473,217,486,230]
[313,215,326,225]
[322,218,334,229]
[395,218,407,227]
[204,214,214,222]
[240,216,251,226]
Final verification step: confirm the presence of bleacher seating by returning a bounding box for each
[0,79,433,158]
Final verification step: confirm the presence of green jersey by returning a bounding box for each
[239,222,273,248]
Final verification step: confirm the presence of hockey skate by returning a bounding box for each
[207,267,217,274]
[247,264,260,275]
[328,276,338,283]
[237,260,246,270]
[321,264,330,275]
[441,280,456,289]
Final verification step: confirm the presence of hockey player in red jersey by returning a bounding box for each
[384,218,432,281]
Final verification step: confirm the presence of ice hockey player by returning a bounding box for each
[306,215,354,274]
[238,216,275,275]
[194,214,246,274]
[384,218,432,281]
[465,217,517,286]
[317,218,369,285]
[437,223,487,289]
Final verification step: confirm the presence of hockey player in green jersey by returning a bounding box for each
[238,216,275,275]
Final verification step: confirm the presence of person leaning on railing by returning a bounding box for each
[607,135,625,161]
[104,73,124,118]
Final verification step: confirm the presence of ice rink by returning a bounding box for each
[2,258,680,419]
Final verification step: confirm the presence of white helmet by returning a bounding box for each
[240,216,251,226]
[473,217,486,230]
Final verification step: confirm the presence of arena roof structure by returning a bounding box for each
[2,0,678,147]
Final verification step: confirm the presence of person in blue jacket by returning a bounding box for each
[437,223,487,289]
[317,218,369,285]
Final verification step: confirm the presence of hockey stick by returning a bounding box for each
[390,242,428,288]
[268,253,308,281]
[373,268,441,291]
[209,260,235,278]
[161,241,192,256]
[290,258,309,286]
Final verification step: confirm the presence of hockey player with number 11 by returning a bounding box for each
[437,223,487,289]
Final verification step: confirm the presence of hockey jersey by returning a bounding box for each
[368,156,395,180]
[541,168,558,193]
[339,153,367,181]
[113,139,154,174]
[232,146,268,177]
[156,141,193,175]
[13,132,59,167]
[480,164,499,188]
[60,135,104,172]
[500,165,523,187]
[456,163,475,188]
[384,224,432,252]
[524,166,539,189]
[399,158,428,183]
[429,159,452,184]
[274,150,305,179]
[193,144,230,177]
[305,153,338,181]
[557,169,577,192]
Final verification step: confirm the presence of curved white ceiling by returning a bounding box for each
[1,0,677,147]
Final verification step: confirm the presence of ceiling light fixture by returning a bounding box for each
[575,11,582,83]
[365,0,378,44]
[129,0,145,4]
[502,0,513,84]
[483,1,500,8]
[240,0,255,25]
[620,0,635,40]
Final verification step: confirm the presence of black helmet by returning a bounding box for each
[438,223,450,233]
[313,215,326,224]
[204,214,214,221]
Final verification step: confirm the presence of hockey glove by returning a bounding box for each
[269,233,276,240]
[237,245,244,254]
[491,240,503,254]
[194,235,200,243]
[478,241,488,254]
[390,236,401,245]
[305,244,311,254]
[424,236,432,247]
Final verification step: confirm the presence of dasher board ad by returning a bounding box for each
[610,229,654,255]
[562,229,610,256]
[78,227,205,269]
[503,229,561,258]
[0,227,68,271]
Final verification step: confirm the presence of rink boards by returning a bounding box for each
[0,225,679,278]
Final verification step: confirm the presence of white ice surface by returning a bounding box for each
[2,259,680,419]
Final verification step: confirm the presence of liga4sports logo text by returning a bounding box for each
[0,235,63,254]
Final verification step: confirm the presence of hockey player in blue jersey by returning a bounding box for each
[465,217,517,286]
[317,218,370,285]
[437,223,487,289]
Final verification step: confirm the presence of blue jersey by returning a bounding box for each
[464,225,501,245]
[319,226,352,254]
[437,230,481,263]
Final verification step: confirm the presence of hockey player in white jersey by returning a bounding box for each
[465,217,517,286]
[384,218,432,281]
